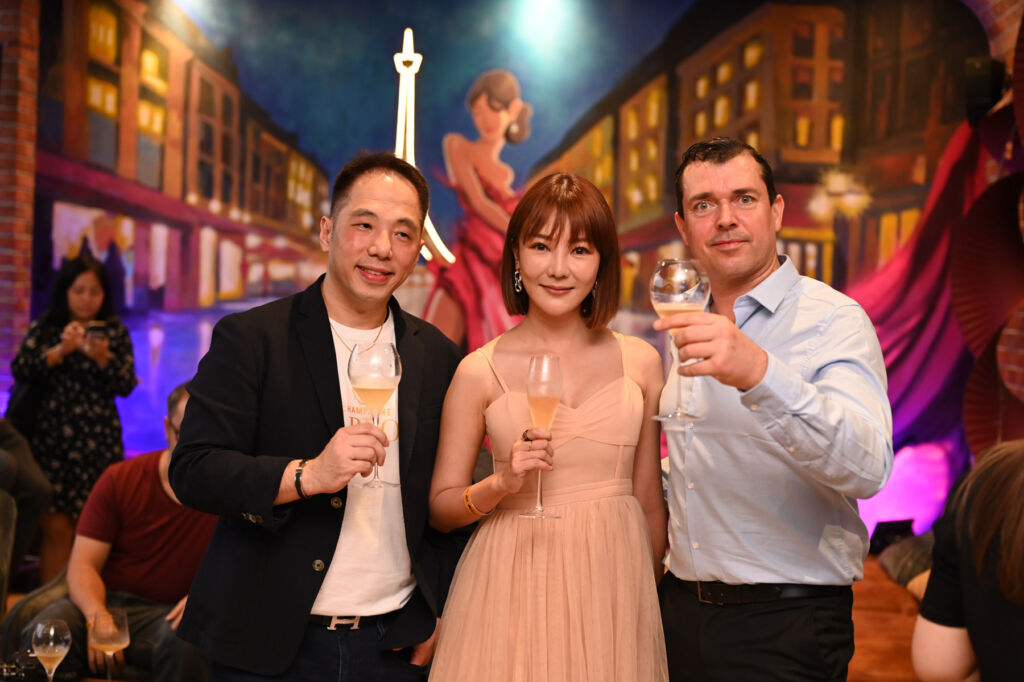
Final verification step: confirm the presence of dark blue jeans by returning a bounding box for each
[211,621,427,682]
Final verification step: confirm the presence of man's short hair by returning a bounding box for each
[328,152,430,226]
[167,383,189,418]
[674,137,777,215]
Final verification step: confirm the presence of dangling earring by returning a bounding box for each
[508,122,520,137]
[592,280,599,295]
[513,268,523,293]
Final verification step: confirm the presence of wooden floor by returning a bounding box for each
[7,557,920,680]
[850,557,921,681]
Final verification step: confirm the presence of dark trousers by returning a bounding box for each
[25,592,210,682]
[0,419,52,572]
[659,573,855,682]
[211,621,427,682]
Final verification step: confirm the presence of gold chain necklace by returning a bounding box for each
[330,317,385,353]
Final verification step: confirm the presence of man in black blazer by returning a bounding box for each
[169,152,464,680]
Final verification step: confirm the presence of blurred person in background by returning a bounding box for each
[0,418,52,579]
[11,254,137,583]
[22,384,214,681]
[912,439,1024,682]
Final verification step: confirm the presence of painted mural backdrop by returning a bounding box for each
[16,0,1023,534]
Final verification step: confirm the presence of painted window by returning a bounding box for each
[87,77,118,117]
[695,76,710,100]
[793,21,814,58]
[140,49,167,94]
[716,61,733,84]
[694,110,708,138]
[743,79,760,111]
[88,4,117,63]
[794,114,811,147]
[713,96,730,128]
[829,112,844,152]
[743,39,764,69]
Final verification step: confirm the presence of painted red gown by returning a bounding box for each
[426,177,522,351]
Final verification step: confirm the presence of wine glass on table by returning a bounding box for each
[348,342,402,488]
[649,258,710,423]
[31,619,70,682]
[519,353,562,520]
[88,608,129,681]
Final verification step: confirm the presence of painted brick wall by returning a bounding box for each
[0,0,39,401]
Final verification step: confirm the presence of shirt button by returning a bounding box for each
[788,447,795,453]
[692,542,700,549]
[687,482,694,489]
[312,559,325,572]
[750,404,759,411]
[330,496,343,509]
[686,422,694,430]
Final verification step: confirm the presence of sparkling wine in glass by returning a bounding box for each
[348,342,402,488]
[31,619,70,682]
[650,258,710,422]
[88,608,129,682]
[519,353,562,520]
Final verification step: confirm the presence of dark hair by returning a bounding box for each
[674,137,777,215]
[466,69,532,145]
[166,383,189,419]
[953,439,1024,605]
[328,152,429,226]
[501,173,620,329]
[43,254,114,328]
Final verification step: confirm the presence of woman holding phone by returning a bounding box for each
[11,254,137,581]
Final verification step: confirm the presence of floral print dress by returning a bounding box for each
[11,318,137,514]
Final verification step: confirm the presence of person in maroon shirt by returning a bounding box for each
[22,384,217,682]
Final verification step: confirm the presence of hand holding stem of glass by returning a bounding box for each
[32,619,71,682]
[520,353,562,520]
[88,608,129,682]
[348,342,402,488]
[649,259,710,422]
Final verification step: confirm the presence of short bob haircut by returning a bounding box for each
[501,172,620,329]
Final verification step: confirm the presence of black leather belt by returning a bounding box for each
[675,576,849,605]
[309,614,383,630]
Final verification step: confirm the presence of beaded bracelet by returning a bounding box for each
[463,485,492,516]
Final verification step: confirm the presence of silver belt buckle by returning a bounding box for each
[328,615,361,631]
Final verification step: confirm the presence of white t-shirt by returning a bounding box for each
[310,313,416,616]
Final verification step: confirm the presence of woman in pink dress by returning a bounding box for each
[424,69,533,351]
[428,173,668,681]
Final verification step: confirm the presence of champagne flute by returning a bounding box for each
[31,619,70,682]
[88,608,129,682]
[348,342,402,488]
[650,258,710,422]
[519,353,562,520]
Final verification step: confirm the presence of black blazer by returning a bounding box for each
[169,276,464,675]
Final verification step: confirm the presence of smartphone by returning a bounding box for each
[85,321,109,339]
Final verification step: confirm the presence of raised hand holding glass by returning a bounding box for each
[649,258,710,422]
[348,342,402,488]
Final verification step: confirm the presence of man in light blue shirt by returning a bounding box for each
[656,137,893,682]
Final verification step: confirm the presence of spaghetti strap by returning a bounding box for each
[612,331,628,378]
[475,339,511,394]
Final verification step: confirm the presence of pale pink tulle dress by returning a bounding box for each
[429,334,668,681]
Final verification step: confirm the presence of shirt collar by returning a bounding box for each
[732,255,799,318]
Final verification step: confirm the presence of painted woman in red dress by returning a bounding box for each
[424,70,533,350]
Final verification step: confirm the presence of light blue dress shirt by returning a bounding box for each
[663,256,893,585]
